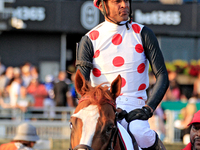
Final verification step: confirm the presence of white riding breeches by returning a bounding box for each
[116,96,156,149]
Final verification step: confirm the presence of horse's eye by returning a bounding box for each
[106,125,114,135]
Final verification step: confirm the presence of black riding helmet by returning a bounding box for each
[93,0,132,25]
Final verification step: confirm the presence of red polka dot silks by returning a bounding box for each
[113,56,125,67]
[89,30,99,40]
[93,50,100,58]
[86,21,149,101]
[132,24,141,34]
[112,34,122,45]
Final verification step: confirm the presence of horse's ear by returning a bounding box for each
[75,69,88,96]
[110,75,122,99]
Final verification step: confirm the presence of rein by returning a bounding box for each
[108,115,118,150]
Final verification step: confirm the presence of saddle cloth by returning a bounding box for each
[117,122,142,150]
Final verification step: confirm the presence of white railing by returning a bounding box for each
[164,110,182,143]
[0,107,183,146]
[0,120,71,140]
[0,107,75,121]
[0,107,75,140]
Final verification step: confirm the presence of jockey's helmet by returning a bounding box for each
[93,0,100,8]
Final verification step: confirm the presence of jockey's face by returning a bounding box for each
[190,123,200,150]
[99,0,130,23]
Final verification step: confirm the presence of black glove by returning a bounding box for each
[125,106,153,122]
[116,108,128,121]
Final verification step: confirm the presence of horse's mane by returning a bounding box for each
[83,81,115,106]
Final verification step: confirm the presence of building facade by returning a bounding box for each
[0,0,200,81]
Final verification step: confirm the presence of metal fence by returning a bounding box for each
[0,107,75,138]
[0,107,183,149]
[0,107,75,121]
[164,110,182,143]
[0,120,71,139]
[0,107,75,149]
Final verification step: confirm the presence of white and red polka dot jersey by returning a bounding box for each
[86,21,149,101]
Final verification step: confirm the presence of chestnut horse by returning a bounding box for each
[69,70,140,150]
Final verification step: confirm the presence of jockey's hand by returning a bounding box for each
[125,106,153,122]
[116,108,128,121]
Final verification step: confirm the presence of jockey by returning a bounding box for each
[76,0,169,149]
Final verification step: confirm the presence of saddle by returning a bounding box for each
[117,122,141,150]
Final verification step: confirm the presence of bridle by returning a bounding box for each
[69,121,118,150]
[69,95,118,150]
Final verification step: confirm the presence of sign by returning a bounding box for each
[12,6,45,21]
[132,3,195,34]
[7,1,200,35]
[135,9,181,25]
[80,1,99,30]
[0,0,15,30]
[11,6,46,29]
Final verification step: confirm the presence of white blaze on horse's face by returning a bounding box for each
[72,105,100,146]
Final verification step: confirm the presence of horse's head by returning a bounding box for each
[70,69,122,150]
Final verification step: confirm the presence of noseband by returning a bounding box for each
[69,96,118,150]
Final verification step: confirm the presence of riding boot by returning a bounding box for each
[141,133,166,150]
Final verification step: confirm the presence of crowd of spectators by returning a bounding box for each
[0,62,77,120]
[1,61,200,144]
[149,70,200,102]
[148,70,200,143]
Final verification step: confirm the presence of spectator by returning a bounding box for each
[0,122,39,150]
[13,67,21,78]
[0,86,12,119]
[44,75,55,100]
[67,72,78,107]
[21,64,32,87]
[182,110,200,150]
[180,87,193,103]
[175,96,197,129]
[0,66,14,93]
[30,66,39,81]
[53,71,69,107]
[163,71,181,101]
[27,78,48,108]
[43,74,55,118]
[17,86,34,113]
[169,79,181,100]
[193,71,200,99]
[0,61,6,75]
[174,95,197,145]
[9,77,22,107]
